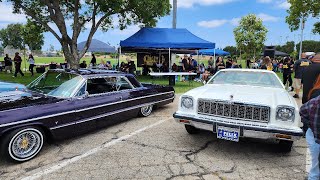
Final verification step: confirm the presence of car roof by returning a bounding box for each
[219,69,276,74]
[47,69,134,78]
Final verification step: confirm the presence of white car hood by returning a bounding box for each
[184,84,294,108]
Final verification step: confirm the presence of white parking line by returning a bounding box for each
[21,118,169,180]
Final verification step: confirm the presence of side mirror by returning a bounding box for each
[84,91,89,97]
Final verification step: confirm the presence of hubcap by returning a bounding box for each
[9,129,43,160]
[141,105,152,116]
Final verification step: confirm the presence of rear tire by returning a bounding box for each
[0,127,45,162]
[185,125,200,134]
[278,140,293,152]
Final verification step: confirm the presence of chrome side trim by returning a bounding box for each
[50,97,174,130]
[0,91,174,128]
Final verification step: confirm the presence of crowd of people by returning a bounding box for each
[169,55,241,83]
[2,52,35,77]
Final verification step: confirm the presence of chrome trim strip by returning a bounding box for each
[0,91,174,128]
[50,97,174,130]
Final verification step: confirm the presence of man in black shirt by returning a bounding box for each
[90,54,96,66]
[13,52,24,77]
[302,54,320,104]
[282,57,293,90]
[293,53,311,98]
[4,54,12,73]
[182,55,189,72]
[80,61,87,68]
[226,57,233,68]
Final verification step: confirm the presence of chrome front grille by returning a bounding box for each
[197,99,270,123]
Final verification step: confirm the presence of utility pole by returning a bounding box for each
[172,0,177,29]
[299,18,305,59]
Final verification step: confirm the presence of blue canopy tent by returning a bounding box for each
[198,49,230,56]
[120,28,215,68]
[78,39,116,53]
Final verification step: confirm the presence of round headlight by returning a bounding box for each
[182,97,193,109]
[277,107,294,121]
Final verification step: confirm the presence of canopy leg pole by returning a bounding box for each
[169,48,171,71]
[118,46,121,71]
[159,51,161,72]
[213,49,216,68]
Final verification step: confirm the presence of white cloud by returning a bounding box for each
[171,0,236,8]
[198,13,279,28]
[197,19,228,28]
[277,1,290,9]
[257,13,279,22]
[257,0,273,3]
[0,2,26,25]
[230,18,240,26]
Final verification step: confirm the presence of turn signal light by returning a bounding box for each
[179,120,190,124]
[276,134,292,140]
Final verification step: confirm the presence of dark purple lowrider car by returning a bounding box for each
[0,69,175,162]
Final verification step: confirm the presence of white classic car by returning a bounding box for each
[173,69,303,152]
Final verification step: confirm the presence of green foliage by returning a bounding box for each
[0,21,44,51]
[286,0,320,34]
[223,46,239,56]
[275,41,295,54]
[23,19,45,51]
[6,0,171,69]
[295,40,320,53]
[233,14,268,58]
[0,23,24,49]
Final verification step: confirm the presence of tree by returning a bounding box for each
[5,0,170,69]
[275,41,295,54]
[0,23,24,49]
[0,22,44,52]
[295,40,320,53]
[223,46,239,56]
[23,19,45,52]
[233,14,268,59]
[286,0,320,34]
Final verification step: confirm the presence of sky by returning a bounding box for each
[0,0,319,51]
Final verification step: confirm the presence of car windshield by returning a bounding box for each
[208,71,283,88]
[28,71,83,98]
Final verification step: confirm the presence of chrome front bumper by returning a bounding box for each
[173,113,303,141]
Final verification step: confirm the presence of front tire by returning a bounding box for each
[139,105,153,117]
[278,140,293,152]
[185,125,200,134]
[1,127,45,162]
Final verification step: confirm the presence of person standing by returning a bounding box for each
[28,54,35,76]
[246,58,252,68]
[182,55,189,72]
[282,57,293,90]
[226,57,233,68]
[208,57,213,67]
[300,95,320,180]
[91,54,96,66]
[215,56,225,72]
[4,54,12,73]
[293,53,311,98]
[260,56,272,70]
[302,54,320,104]
[13,52,24,77]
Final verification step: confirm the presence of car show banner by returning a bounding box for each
[137,53,169,67]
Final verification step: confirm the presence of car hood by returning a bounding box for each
[183,84,295,108]
[0,91,62,112]
[0,81,26,92]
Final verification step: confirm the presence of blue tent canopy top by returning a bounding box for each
[78,39,116,53]
[198,49,230,56]
[120,28,215,50]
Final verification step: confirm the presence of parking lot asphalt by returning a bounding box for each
[0,95,307,180]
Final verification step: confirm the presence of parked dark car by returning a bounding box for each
[0,69,175,162]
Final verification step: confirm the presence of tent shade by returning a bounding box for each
[120,28,215,50]
[77,39,116,53]
[197,49,230,56]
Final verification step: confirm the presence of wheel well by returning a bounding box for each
[1,124,54,143]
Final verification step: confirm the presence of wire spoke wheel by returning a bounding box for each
[140,105,153,117]
[8,128,44,161]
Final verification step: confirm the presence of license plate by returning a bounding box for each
[216,126,240,142]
